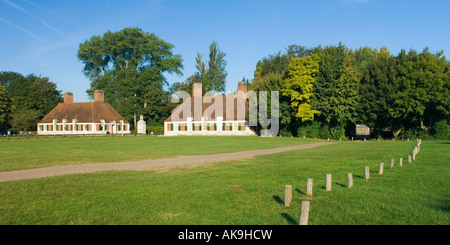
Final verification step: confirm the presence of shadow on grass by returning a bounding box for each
[354,174,364,179]
[335,182,347,188]
[281,213,297,225]
[273,195,283,205]
[295,188,306,195]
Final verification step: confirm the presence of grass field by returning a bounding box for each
[0,136,315,171]
[0,137,448,225]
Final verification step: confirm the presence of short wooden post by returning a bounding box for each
[347,173,353,188]
[390,158,394,169]
[306,178,313,197]
[399,157,403,167]
[379,162,384,175]
[284,185,292,207]
[365,166,370,180]
[408,155,412,163]
[299,201,310,225]
[326,174,332,191]
[339,138,341,142]
[413,148,416,160]
[351,137,353,141]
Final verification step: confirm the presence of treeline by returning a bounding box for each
[250,43,450,139]
[0,72,62,133]
[1,26,449,139]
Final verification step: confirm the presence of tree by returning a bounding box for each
[313,44,360,138]
[10,109,40,133]
[0,72,61,132]
[77,27,183,127]
[357,47,396,137]
[283,55,320,122]
[194,41,227,93]
[0,84,11,132]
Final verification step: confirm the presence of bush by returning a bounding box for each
[297,127,307,137]
[433,120,450,140]
[279,128,292,137]
[319,124,331,139]
[305,121,321,138]
[147,126,164,135]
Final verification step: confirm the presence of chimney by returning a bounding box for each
[64,92,73,104]
[238,81,247,96]
[192,83,202,121]
[94,90,104,102]
[193,83,202,98]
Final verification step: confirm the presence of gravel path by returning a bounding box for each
[0,142,334,182]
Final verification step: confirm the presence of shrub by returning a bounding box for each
[147,126,164,135]
[305,121,321,138]
[319,124,331,139]
[433,120,450,140]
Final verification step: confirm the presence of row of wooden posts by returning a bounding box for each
[285,139,422,225]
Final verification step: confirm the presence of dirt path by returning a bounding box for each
[0,142,334,182]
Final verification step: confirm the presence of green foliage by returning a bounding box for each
[146,126,164,135]
[432,120,450,139]
[195,41,227,93]
[313,43,360,130]
[283,55,320,122]
[0,72,62,132]
[78,27,183,128]
[10,109,41,132]
[0,84,11,131]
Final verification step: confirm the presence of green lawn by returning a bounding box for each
[0,138,448,225]
[0,135,315,171]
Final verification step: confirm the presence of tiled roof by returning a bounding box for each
[165,94,248,122]
[39,101,128,123]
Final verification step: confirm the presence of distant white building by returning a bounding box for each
[37,90,131,135]
[164,82,255,136]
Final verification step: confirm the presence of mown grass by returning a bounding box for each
[0,136,315,171]
[0,138,448,225]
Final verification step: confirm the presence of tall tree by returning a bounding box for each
[77,27,183,127]
[0,72,61,132]
[0,84,11,132]
[313,44,360,138]
[195,41,227,93]
[283,54,320,122]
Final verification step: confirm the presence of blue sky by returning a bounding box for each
[1,0,449,102]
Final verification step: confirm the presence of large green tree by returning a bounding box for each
[77,27,183,127]
[194,41,227,93]
[283,54,320,122]
[0,72,61,132]
[0,84,11,132]
[312,44,360,138]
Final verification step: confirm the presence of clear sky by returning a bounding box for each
[1,0,449,102]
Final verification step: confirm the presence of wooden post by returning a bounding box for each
[413,148,416,160]
[284,185,292,207]
[299,201,310,225]
[326,174,332,191]
[365,166,370,180]
[408,155,412,163]
[399,157,403,167]
[390,158,394,169]
[306,178,313,197]
[379,162,384,175]
[347,173,353,188]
